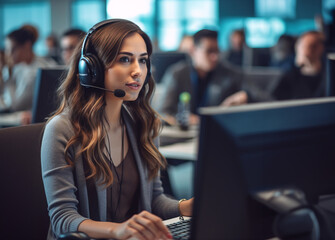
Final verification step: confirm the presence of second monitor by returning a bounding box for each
[32,66,67,123]
[191,97,335,239]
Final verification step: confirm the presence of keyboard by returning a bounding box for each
[166,218,191,240]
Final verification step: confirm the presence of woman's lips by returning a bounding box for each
[126,82,141,90]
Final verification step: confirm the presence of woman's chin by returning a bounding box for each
[124,93,140,102]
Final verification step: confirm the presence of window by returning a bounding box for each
[107,0,219,51]
[158,0,218,51]
[256,0,296,19]
[245,18,285,47]
[323,0,335,23]
[1,1,51,55]
[72,0,106,31]
[106,0,155,36]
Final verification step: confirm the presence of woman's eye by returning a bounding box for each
[139,58,148,64]
[119,56,130,63]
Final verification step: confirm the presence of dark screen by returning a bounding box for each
[151,52,188,84]
[192,98,335,239]
[32,66,67,123]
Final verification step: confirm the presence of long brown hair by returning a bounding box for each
[50,19,166,186]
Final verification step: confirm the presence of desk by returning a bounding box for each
[159,139,198,161]
[159,125,198,199]
[0,111,23,128]
[159,125,198,161]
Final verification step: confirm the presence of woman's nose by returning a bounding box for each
[131,61,142,78]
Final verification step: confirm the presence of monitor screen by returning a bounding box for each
[151,51,188,84]
[32,66,67,123]
[191,97,335,239]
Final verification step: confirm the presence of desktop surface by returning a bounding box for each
[190,97,335,239]
[159,125,198,161]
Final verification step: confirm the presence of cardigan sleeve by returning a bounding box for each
[151,174,180,220]
[41,115,88,236]
[151,137,180,219]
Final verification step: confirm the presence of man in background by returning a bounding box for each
[157,29,247,125]
[60,29,85,65]
[272,31,326,100]
[0,25,55,126]
[45,34,61,64]
[224,29,245,67]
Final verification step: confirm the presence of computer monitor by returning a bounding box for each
[151,51,188,84]
[32,66,67,123]
[243,46,272,67]
[191,97,335,239]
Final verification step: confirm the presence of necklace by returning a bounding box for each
[105,121,125,219]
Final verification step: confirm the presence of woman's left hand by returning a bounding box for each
[179,198,194,217]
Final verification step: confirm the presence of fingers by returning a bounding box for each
[126,219,151,240]
[189,114,200,125]
[221,91,248,107]
[126,211,172,240]
[139,211,172,239]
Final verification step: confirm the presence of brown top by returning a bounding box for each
[107,146,140,223]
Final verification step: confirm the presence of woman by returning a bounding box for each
[41,19,192,240]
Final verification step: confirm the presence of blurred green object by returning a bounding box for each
[179,91,191,103]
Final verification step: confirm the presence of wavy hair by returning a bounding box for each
[50,19,166,186]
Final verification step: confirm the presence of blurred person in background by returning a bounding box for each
[270,34,296,71]
[45,34,61,64]
[21,24,39,44]
[0,25,55,125]
[22,24,57,66]
[178,35,194,55]
[271,31,326,100]
[60,28,86,65]
[157,29,248,126]
[223,29,246,67]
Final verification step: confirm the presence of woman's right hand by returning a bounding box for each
[112,211,172,240]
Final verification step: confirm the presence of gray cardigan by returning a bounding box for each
[41,108,179,239]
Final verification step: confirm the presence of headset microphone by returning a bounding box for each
[81,83,126,98]
[110,89,126,98]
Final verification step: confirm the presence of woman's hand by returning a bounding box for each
[112,211,173,240]
[179,198,194,217]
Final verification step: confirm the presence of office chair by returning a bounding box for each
[254,188,335,240]
[0,123,49,239]
[0,123,92,240]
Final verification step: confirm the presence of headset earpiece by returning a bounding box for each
[78,19,122,88]
[79,53,104,88]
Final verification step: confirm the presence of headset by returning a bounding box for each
[78,19,151,98]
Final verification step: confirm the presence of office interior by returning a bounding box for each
[1,0,335,239]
